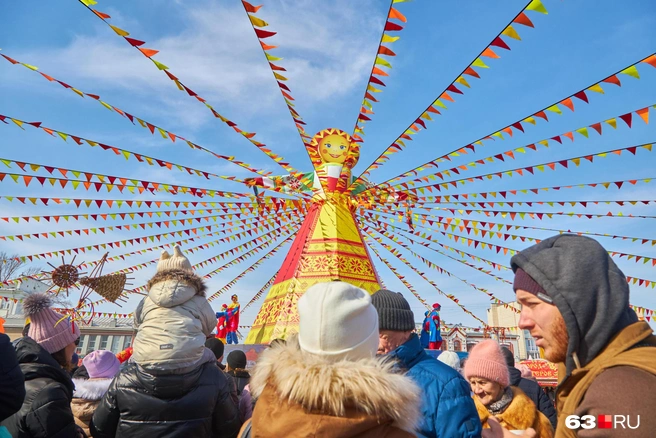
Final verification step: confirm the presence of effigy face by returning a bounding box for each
[309,128,360,169]
[318,133,350,164]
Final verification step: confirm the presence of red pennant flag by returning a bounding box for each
[619,113,632,127]
[384,22,403,31]
[573,90,589,103]
[490,36,511,50]
[124,37,145,47]
[255,29,276,39]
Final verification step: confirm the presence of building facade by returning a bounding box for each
[2,280,134,356]
[487,301,540,361]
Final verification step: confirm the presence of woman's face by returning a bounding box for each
[469,377,504,406]
[65,340,78,366]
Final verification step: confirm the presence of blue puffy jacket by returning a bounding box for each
[389,334,481,438]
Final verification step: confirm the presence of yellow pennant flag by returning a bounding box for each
[248,15,268,27]
[620,65,640,79]
[375,56,393,69]
[502,25,521,40]
[527,0,548,14]
[382,34,400,43]
[588,83,604,94]
[109,25,129,37]
[21,63,38,71]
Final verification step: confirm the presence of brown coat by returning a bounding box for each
[473,386,554,438]
[240,335,420,438]
[556,321,656,438]
[70,378,112,436]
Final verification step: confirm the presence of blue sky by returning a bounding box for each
[1,0,655,329]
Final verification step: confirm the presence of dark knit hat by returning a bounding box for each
[205,338,225,360]
[371,289,415,331]
[513,268,550,302]
[227,350,247,369]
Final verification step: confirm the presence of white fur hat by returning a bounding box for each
[297,281,379,362]
[156,246,193,273]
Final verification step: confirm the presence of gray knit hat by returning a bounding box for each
[371,289,415,331]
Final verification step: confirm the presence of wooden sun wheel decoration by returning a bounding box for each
[44,256,87,297]
[45,253,133,323]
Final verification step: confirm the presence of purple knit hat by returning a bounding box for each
[83,350,120,379]
[464,339,510,387]
[24,293,80,354]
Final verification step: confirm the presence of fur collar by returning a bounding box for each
[249,335,420,432]
[147,269,207,296]
[73,378,113,401]
[474,386,539,429]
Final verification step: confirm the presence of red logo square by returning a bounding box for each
[598,415,613,429]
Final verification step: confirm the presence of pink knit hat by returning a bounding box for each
[83,350,120,379]
[24,293,80,354]
[464,339,510,387]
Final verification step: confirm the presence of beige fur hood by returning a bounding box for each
[249,335,420,433]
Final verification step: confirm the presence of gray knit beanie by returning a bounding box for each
[371,289,415,331]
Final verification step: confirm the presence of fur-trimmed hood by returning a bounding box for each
[146,269,207,308]
[474,386,554,437]
[73,378,112,401]
[249,335,420,435]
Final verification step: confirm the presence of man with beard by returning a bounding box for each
[502,234,656,438]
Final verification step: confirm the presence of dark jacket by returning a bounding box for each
[0,333,25,422]
[90,360,241,438]
[508,366,557,429]
[0,337,78,438]
[227,369,250,395]
[389,333,481,438]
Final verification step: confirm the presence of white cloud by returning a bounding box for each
[13,0,382,133]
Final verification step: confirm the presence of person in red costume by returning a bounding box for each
[226,295,240,344]
[215,304,228,343]
[428,303,443,350]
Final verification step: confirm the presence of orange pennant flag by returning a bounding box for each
[636,107,650,124]
[388,7,407,22]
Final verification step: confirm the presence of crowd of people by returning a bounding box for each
[0,234,655,437]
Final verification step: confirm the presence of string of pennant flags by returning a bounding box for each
[352,0,409,142]
[0,169,249,199]
[355,53,656,196]
[126,219,303,292]
[369,205,656,263]
[398,210,656,247]
[0,115,304,197]
[0,202,308,225]
[207,232,298,302]
[359,212,514,284]
[362,219,514,305]
[85,212,301,274]
[366,238,433,310]
[362,210,656,289]
[0,205,303,243]
[407,176,656,204]
[372,141,655,198]
[241,1,312,151]
[361,228,489,326]
[381,105,653,192]
[350,0,549,190]
[0,195,306,212]
[242,273,278,312]
[0,51,274,179]
[76,0,303,180]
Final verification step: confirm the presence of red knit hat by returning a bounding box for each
[464,339,510,387]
